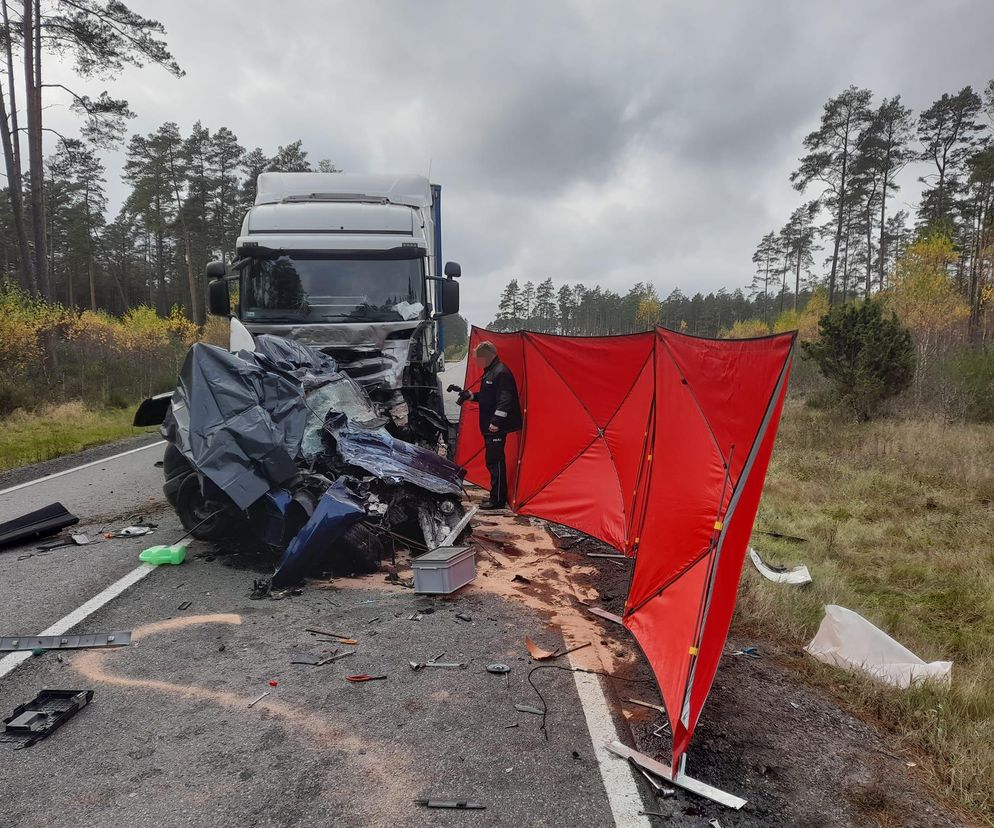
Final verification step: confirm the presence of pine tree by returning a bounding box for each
[791,86,873,304]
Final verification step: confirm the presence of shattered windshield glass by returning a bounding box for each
[242,256,425,323]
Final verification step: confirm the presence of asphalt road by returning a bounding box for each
[0,362,650,828]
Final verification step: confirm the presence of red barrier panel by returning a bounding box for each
[454,326,795,771]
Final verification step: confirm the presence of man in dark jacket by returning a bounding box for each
[457,341,521,509]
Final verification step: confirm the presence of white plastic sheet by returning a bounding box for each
[749,547,812,585]
[805,605,952,688]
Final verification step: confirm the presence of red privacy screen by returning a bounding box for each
[455,326,795,771]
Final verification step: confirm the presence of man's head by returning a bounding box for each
[474,341,498,370]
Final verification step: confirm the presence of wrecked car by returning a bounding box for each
[141,333,467,588]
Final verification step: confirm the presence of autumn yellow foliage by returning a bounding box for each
[0,283,215,414]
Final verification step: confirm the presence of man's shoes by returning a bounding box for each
[479,500,507,511]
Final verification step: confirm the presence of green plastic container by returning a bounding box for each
[139,543,187,565]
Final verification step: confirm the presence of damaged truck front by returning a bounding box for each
[206,172,461,449]
[136,173,468,587]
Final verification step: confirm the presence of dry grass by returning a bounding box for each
[0,401,153,471]
[735,400,994,824]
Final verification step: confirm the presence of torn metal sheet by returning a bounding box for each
[271,482,365,588]
[0,503,79,550]
[0,632,131,652]
[805,604,952,688]
[748,547,812,585]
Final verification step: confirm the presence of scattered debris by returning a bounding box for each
[487,663,511,688]
[177,601,192,611]
[709,820,723,828]
[623,698,666,714]
[109,523,157,538]
[628,757,676,798]
[305,628,352,639]
[0,503,80,550]
[588,606,624,625]
[511,573,532,584]
[732,646,760,659]
[607,740,747,810]
[412,545,477,594]
[139,543,187,565]
[409,661,467,671]
[805,604,952,688]
[525,637,592,661]
[756,529,808,543]
[586,552,627,560]
[514,704,544,715]
[455,612,472,622]
[291,652,335,665]
[247,691,269,708]
[413,799,485,810]
[525,636,560,661]
[0,632,131,652]
[504,722,519,729]
[2,690,93,748]
[749,547,812,585]
[346,674,387,682]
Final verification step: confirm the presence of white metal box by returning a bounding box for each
[411,545,477,594]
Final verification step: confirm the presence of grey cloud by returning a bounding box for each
[37,0,994,326]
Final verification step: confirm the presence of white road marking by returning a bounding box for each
[569,650,653,828]
[0,563,156,680]
[0,440,166,497]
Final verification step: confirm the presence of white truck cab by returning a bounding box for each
[206,173,461,445]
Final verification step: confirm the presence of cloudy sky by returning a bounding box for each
[42,0,994,326]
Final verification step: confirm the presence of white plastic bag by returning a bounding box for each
[805,605,952,688]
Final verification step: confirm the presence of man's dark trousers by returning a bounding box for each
[484,431,508,507]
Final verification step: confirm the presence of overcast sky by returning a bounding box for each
[42,0,994,326]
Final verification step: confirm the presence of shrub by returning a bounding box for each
[802,300,915,420]
[722,318,770,338]
[944,347,994,422]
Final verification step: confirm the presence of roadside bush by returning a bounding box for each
[802,300,915,420]
[944,347,994,422]
[722,318,770,338]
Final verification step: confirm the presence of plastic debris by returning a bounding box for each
[1,690,93,748]
[139,543,187,565]
[0,503,80,550]
[805,605,952,688]
[749,547,812,585]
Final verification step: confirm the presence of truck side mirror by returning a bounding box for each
[206,260,227,279]
[435,277,459,317]
[208,279,230,316]
[443,261,461,278]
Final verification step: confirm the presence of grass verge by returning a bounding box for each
[0,401,152,472]
[735,400,994,825]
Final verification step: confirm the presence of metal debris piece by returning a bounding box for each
[177,601,192,611]
[511,573,532,584]
[306,628,352,639]
[0,632,132,652]
[732,646,760,659]
[346,674,387,682]
[413,799,485,810]
[455,612,472,622]
[606,740,747,810]
[514,704,544,715]
[709,820,723,828]
[247,691,269,708]
[487,663,510,688]
[586,552,627,559]
[588,606,624,625]
[409,661,467,671]
[623,697,666,714]
[1,689,93,748]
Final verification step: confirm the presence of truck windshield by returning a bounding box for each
[242,256,425,323]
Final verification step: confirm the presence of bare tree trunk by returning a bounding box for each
[0,0,33,292]
[23,0,48,298]
[793,250,801,312]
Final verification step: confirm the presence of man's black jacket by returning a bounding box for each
[474,358,522,434]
